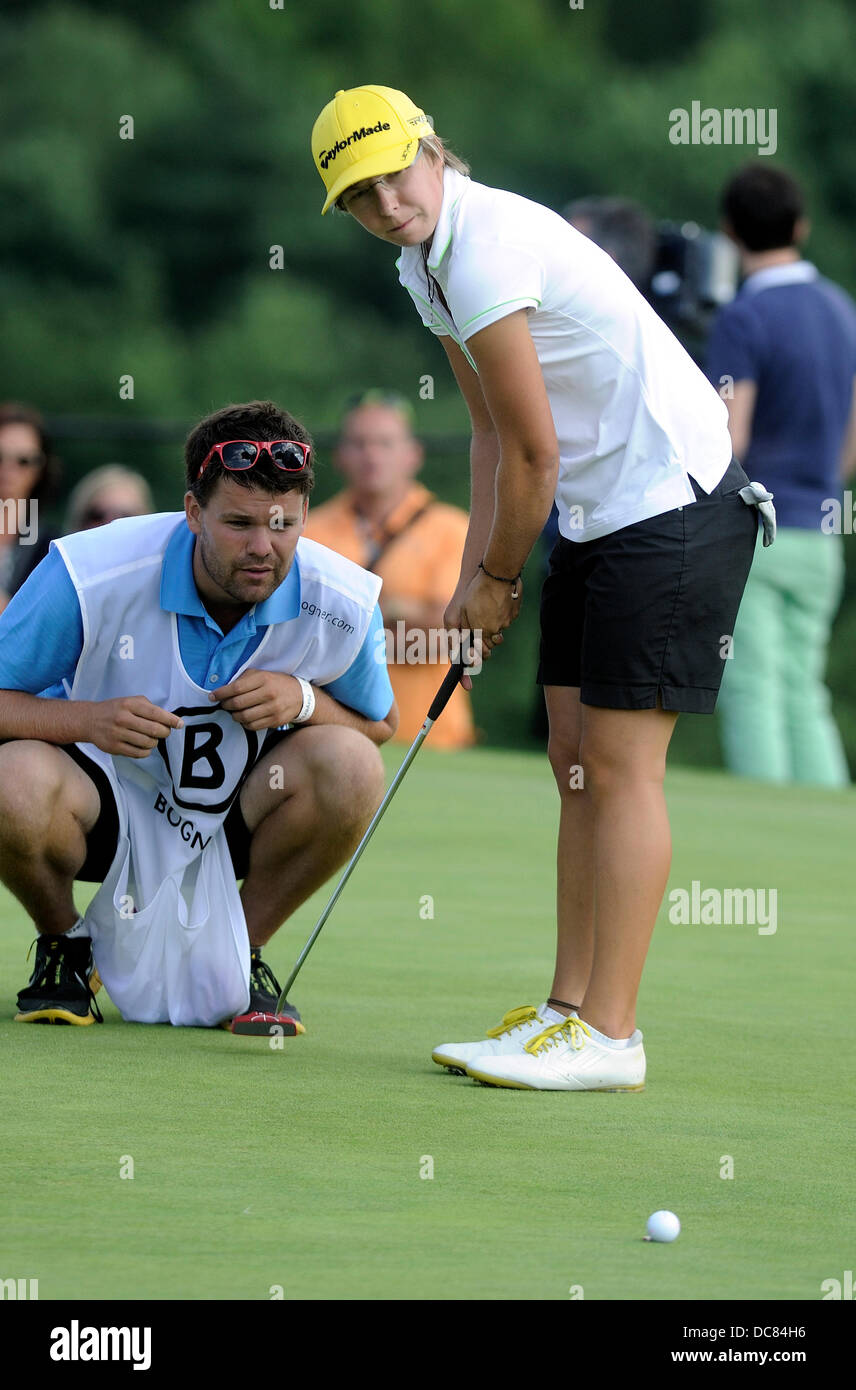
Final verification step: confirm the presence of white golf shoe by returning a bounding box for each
[431,1003,560,1074]
[466,1015,646,1091]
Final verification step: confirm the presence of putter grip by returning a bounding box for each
[426,661,466,723]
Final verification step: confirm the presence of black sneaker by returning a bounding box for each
[248,947,301,1023]
[15,934,104,1026]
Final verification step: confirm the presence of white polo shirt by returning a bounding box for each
[397,168,732,542]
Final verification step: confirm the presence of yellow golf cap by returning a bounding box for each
[312,85,433,214]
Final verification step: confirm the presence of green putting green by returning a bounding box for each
[0,746,852,1300]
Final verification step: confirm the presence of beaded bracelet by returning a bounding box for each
[478,560,522,599]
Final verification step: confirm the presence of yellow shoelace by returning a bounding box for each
[525,1015,591,1056]
[486,1005,540,1039]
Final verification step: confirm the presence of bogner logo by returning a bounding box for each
[320,121,391,169]
[155,706,258,814]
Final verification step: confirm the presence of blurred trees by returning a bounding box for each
[5,0,856,421]
[1,0,854,761]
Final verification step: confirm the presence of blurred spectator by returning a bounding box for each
[562,195,658,292]
[304,391,475,749]
[707,162,856,786]
[65,465,153,533]
[0,403,61,615]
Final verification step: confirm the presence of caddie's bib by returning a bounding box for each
[52,514,381,1026]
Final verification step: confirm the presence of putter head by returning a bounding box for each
[230,1008,305,1037]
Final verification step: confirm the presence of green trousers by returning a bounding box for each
[718,527,849,787]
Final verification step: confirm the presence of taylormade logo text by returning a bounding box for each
[319,122,391,170]
[50,1321,151,1371]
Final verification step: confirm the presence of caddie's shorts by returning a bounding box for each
[536,457,759,713]
[0,726,292,883]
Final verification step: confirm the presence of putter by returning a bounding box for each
[230,657,467,1036]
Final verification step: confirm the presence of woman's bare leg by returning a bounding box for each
[544,688,678,1038]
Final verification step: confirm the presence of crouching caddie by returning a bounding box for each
[0,400,398,1029]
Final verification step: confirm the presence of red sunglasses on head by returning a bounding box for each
[197,439,311,480]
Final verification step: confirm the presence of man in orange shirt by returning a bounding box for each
[305,391,475,749]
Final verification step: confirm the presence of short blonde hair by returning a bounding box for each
[418,133,470,176]
[333,133,470,213]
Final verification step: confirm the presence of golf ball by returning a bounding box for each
[646,1210,680,1242]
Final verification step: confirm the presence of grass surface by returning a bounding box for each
[0,745,853,1301]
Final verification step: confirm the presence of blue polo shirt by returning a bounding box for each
[706,261,856,529]
[0,521,393,722]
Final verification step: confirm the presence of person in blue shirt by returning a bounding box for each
[707,163,856,786]
[0,399,398,1028]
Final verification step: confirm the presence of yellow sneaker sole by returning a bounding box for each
[431,1052,468,1073]
[14,1007,98,1026]
[15,961,104,1025]
[467,1069,534,1089]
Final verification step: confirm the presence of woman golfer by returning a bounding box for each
[311,86,768,1091]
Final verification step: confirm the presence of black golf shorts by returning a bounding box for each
[0,726,292,883]
[536,457,759,713]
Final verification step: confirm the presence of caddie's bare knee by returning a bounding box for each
[308,726,385,822]
[0,741,92,852]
